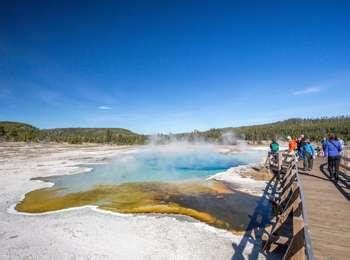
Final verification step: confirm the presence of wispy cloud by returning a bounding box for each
[98,105,112,110]
[292,86,321,96]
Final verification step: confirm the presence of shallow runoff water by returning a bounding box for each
[45,146,264,193]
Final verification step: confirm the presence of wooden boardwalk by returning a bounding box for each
[299,158,350,259]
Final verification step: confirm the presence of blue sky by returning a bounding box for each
[1,0,349,134]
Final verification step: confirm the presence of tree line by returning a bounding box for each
[0,122,147,145]
[1,116,349,145]
[203,116,350,143]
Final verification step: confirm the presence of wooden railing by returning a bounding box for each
[262,151,314,259]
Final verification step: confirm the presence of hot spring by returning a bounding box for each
[16,145,271,232]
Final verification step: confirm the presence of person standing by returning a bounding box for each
[269,139,280,164]
[337,136,345,156]
[287,136,297,153]
[321,137,327,157]
[324,133,343,181]
[302,139,315,171]
[270,139,279,153]
[297,135,305,159]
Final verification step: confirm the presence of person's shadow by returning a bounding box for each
[230,175,279,259]
[319,163,350,200]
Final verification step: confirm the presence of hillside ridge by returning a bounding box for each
[1,116,349,143]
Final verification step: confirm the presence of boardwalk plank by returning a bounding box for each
[299,158,350,260]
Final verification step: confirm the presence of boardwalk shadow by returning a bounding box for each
[298,170,329,181]
[319,163,350,201]
[231,175,278,260]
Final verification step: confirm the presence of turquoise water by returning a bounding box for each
[43,148,263,192]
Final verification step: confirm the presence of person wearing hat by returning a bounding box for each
[302,139,315,171]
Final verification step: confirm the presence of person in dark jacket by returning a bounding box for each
[324,133,343,181]
[297,135,305,159]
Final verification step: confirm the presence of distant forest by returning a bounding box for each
[205,116,350,143]
[0,122,147,145]
[0,116,349,144]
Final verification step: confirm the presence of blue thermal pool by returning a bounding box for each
[46,148,264,192]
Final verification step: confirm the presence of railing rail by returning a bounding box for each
[295,162,315,260]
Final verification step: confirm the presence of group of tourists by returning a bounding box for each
[269,133,344,182]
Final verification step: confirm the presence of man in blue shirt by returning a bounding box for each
[324,133,343,181]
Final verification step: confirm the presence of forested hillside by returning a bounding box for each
[0,122,41,142]
[1,116,349,144]
[204,116,350,143]
[0,122,147,145]
[43,128,146,144]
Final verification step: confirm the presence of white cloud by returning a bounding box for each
[292,87,321,95]
[98,105,112,110]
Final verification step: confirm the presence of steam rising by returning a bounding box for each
[147,130,239,146]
